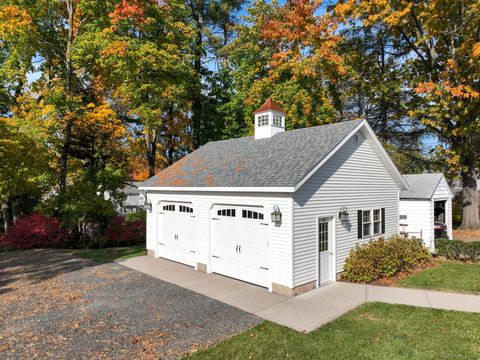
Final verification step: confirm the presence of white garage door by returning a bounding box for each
[211,205,270,288]
[157,202,196,267]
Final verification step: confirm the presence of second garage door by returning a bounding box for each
[210,205,270,288]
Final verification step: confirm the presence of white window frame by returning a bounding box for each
[362,210,371,237]
[373,209,382,235]
[257,114,269,127]
[361,208,383,238]
[272,115,282,127]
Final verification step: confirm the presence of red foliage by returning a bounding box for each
[110,0,146,25]
[103,216,145,247]
[2,214,65,250]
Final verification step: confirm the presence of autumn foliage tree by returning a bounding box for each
[336,0,480,229]
[225,0,346,133]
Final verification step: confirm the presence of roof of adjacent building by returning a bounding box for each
[400,173,445,200]
[142,120,365,188]
[121,182,142,195]
[254,97,285,114]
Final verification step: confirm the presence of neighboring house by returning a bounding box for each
[105,182,143,215]
[140,98,408,296]
[399,173,453,249]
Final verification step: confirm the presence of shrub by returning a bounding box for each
[435,239,480,261]
[98,216,145,248]
[1,214,66,250]
[125,210,146,222]
[343,235,432,283]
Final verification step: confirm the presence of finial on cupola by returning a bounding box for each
[254,97,286,139]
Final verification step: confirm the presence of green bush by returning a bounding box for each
[125,211,146,222]
[435,239,480,261]
[343,235,432,283]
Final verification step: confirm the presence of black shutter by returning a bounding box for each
[357,210,362,239]
[381,208,386,234]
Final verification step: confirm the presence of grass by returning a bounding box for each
[398,260,480,294]
[187,302,480,360]
[70,244,147,263]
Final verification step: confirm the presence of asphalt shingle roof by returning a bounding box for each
[142,120,364,188]
[400,173,444,200]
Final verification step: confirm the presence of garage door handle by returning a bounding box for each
[159,243,164,245]
[212,255,220,259]
[190,250,195,253]
[260,223,268,226]
[239,245,241,253]
[212,218,220,220]
[260,267,269,270]
[236,245,239,253]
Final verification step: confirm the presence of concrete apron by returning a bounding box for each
[117,256,480,333]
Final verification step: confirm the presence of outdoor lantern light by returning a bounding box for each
[338,207,350,222]
[271,205,282,224]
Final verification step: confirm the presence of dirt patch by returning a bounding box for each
[453,229,480,242]
[369,262,438,287]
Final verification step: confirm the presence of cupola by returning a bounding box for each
[254,97,286,139]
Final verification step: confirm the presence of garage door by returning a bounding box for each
[211,205,270,287]
[158,202,196,267]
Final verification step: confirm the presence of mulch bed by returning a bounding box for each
[0,250,260,359]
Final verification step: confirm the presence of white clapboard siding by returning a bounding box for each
[399,200,432,246]
[145,191,293,288]
[292,131,399,287]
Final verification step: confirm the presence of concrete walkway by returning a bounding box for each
[118,256,480,333]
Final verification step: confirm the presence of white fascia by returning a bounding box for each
[138,186,296,193]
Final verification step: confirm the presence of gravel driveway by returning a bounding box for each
[0,250,261,359]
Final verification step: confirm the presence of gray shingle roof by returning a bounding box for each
[142,120,364,188]
[122,182,142,195]
[400,173,444,200]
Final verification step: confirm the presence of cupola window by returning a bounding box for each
[258,114,269,127]
[273,115,282,127]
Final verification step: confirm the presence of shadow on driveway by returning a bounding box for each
[0,249,93,295]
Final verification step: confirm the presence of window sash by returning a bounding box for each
[362,209,383,237]
[273,115,282,127]
[258,115,269,126]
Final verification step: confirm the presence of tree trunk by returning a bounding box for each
[460,156,480,230]
[191,1,204,150]
[59,0,75,192]
[145,126,157,178]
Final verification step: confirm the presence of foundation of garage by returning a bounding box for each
[272,281,317,297]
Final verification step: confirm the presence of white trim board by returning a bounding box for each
[140,186,295,193]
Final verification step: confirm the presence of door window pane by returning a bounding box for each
[318,221,329,252]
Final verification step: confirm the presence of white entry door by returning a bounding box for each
[318,217,334,286]
[157,202,196,267]
[211,205,270,288]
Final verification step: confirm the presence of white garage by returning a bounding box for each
[210,205,270,287]
[141,98,408,296]
[157,201,197,267]
[399,173,454,250]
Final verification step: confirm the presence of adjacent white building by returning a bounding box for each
[399,173,454,250]
[140,98,408,295]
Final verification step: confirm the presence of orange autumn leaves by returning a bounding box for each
[261,0,346,82]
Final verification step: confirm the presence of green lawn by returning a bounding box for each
[70,244,147,263]
[398,261,480,294]
[187,303,480,360]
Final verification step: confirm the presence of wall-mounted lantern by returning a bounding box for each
[338,207,350,222]
[271,205,282,224]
